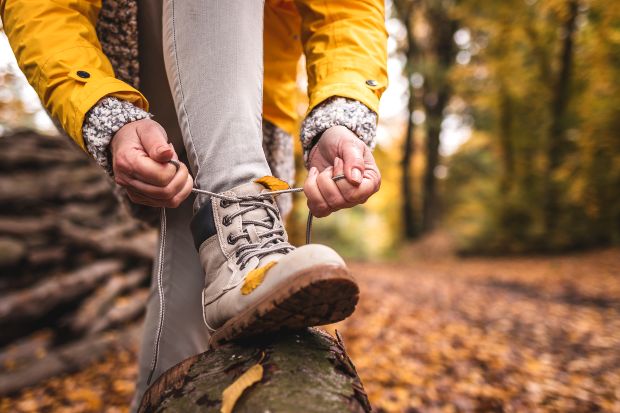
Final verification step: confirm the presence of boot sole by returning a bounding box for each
[209,264,359,347]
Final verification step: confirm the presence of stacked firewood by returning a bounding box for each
[0,130,156,395]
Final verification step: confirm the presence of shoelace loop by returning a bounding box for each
[190,174,345,245]
[221,196,293,269]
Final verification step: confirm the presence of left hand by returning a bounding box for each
[304,125,381,217]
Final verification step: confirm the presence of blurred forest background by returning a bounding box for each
[0,0,619,412]
[305,0,620,257]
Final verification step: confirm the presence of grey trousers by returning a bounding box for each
[131,0,269,409]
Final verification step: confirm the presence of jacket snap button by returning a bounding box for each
[77,70,91,79]
[365,79,378,87]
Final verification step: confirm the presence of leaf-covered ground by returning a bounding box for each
[2,247,619,412]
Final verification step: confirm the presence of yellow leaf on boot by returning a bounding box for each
[241,261,277,295]
[254,176,290,191]
[221,362,264,413]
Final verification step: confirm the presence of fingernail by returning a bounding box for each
[157,146,169,154]
[352,168,362,183]
[309,167,318,177]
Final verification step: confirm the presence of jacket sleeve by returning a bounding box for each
[294,0,388,116]
[0,0,148,150]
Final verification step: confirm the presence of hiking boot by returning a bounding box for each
[190,177,359,346]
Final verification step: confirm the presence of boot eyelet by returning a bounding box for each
[222,216,231,226]
[227,234,235,245]
[220,199,231,208]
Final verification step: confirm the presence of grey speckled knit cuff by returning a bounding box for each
[82,96,151,175]
[300,96,377,165]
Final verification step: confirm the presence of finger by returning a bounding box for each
[362,150,382,193]
[128,152,178,186]
[333,156,345,180]
[338,171,379,205]
[316,163,352,212]
[136,121,174,163]
[167,174,194,208]
[126,188,162,207]
[123,162,189,200]
[341,140,365,185]
[303,167,330,217]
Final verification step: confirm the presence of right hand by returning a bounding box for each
[111,118,193,208]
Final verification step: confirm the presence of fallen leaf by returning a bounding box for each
[220,363,264,413]
[254,176,289,191]
[241,261,277,295]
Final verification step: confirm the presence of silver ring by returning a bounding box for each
[332,174,345,182]
[168,159,181,170]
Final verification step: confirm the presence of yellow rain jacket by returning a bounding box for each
[1,0,387,151]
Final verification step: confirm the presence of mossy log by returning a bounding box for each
[139,328,371,413]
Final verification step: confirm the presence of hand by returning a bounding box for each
[111,118,193,208]
[304,125,381,217]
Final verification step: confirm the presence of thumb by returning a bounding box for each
[138,123,174,163]
[342,140,365,185]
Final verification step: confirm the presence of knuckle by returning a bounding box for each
[140,122,160,137]
[114,157,130,173]
[324,193,341,208]
[342,190,359,203]
[169,196,183,208]
[350,192,366,204]
[156,171,172,186]
[161,186,176,199]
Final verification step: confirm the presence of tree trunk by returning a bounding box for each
[422,100,444,232]
[421,6,458,233]
[138,329,371,413]
[396,0,419,240]
[402,93,419,240]
[498,83,515,194]
[544,0,579,235]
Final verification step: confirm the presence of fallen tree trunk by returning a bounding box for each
[139,328,371,413]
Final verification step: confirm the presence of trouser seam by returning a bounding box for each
[146,208,168,385]
[169,0,201,190]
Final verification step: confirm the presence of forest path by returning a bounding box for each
[2,248,619,412]
[337,248,620,412]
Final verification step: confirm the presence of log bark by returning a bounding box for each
[70,269,148,335]
[0,167,112,205]
[88,288,149,335]
[0,324,140,395]
[0,216,56,237]
[59,220,156,261]
[0,330,53,372]
[0,260,123,323]
[139,329,371,413]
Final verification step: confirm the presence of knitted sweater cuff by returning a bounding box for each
[82,96,151,175]
[299,96,377,165]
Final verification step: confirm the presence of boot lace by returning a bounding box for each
[189,174,345,253]
[218,195,293,269]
